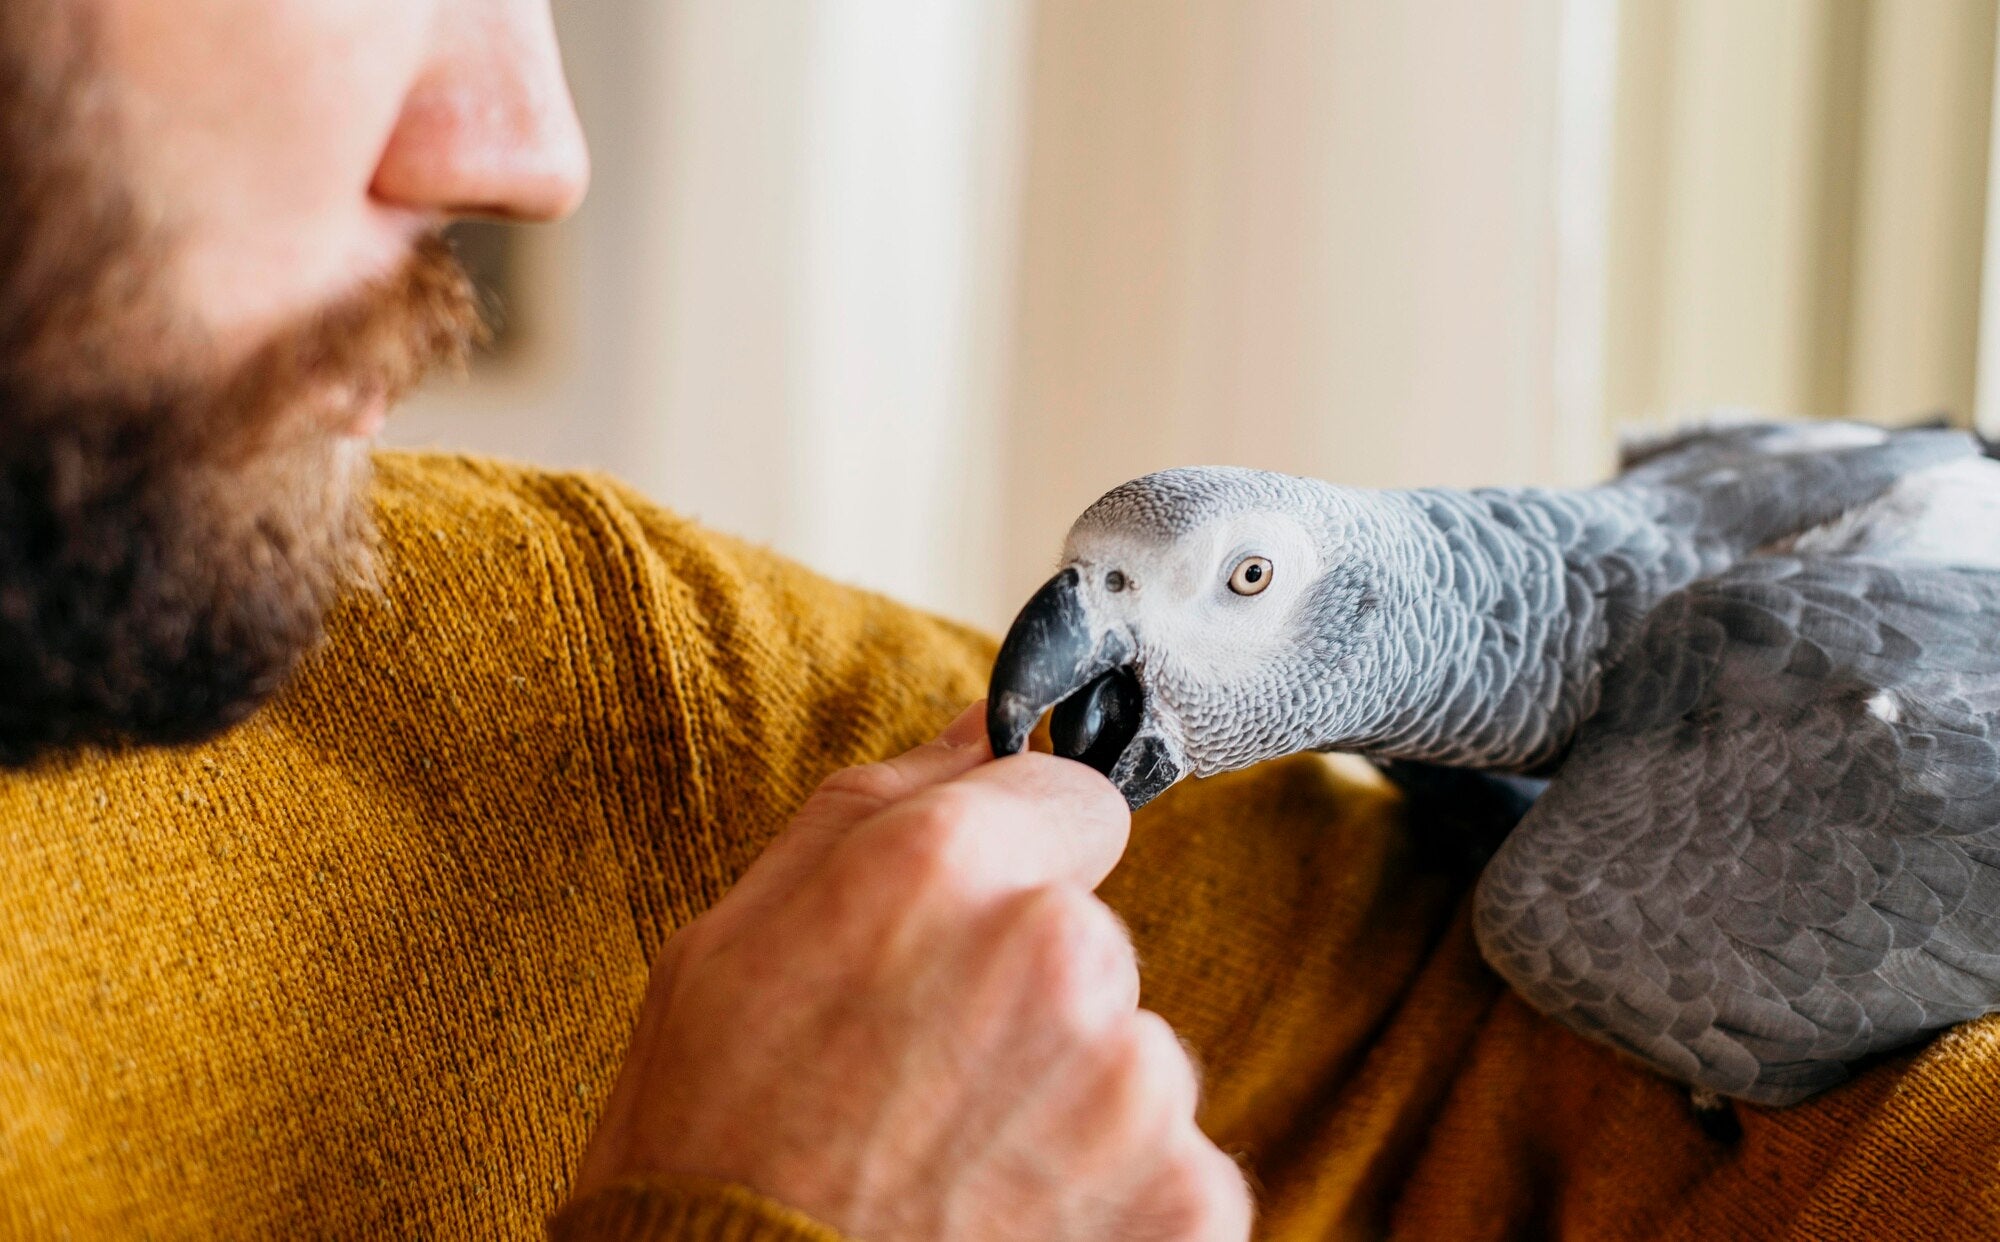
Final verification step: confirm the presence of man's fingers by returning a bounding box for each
[951,754,1132,891]
[721,701,994,910]
[805,700,994,819]
[838,750,1132,897]
[704,698,1132,941]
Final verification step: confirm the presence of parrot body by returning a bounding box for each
[987,421,2000,1105]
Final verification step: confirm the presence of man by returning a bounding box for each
[4,2,1998,1240]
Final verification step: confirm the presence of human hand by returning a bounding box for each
[569,703,1251,1242]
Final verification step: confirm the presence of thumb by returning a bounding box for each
[717,700,993,911]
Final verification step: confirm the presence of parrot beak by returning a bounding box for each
[987,567,1187,809]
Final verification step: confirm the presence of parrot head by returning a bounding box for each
[988,466,1413,809]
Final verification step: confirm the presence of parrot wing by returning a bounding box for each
[1615,422,1976,559]
[1473,555,2000,1105]
[1615,416,1930,475]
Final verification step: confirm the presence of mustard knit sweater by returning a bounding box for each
[5,453,1999,1240]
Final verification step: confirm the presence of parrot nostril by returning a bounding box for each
[1050,667,1145,776]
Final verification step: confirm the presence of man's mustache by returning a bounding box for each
[212,231,487,456]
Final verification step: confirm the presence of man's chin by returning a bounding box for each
[0,427,373,769]
[0,10,476,768]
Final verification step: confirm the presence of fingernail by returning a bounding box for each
[937,701,988,750]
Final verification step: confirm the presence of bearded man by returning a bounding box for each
[5,2,1999,1240]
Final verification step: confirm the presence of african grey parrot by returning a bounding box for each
[984,420,2000,1106]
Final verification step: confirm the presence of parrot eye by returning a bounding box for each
[1228,556,1273,596]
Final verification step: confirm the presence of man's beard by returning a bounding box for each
[0,10,484,767]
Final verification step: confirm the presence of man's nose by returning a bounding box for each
[370,0,591,222]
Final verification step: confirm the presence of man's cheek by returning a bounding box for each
[96,0,435,349]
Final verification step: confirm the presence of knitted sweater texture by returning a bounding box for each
[4,453,1999,1240]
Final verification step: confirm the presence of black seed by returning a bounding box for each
[1050,667,1145,776]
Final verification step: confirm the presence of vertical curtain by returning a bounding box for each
[1606,0,1997,433]
[397,0,2000,629]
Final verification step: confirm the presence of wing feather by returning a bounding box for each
[1474,556,2000,1104]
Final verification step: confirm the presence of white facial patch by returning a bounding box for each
[1065,509,1326,686]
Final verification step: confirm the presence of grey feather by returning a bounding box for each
[990,417,2000,1105]
[1062,422,1970,777]
[1476,558,2000,1104]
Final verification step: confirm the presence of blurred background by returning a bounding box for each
[391,0,2000,631]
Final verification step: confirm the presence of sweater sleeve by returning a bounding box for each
[548,1176,849,1242]
[368,453,2000,1241]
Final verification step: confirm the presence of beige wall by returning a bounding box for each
[394,0,2000,630]
[1606,0,1996,428]
[998,0,1606,608]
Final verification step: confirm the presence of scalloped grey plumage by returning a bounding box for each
[1029,421,2000,1104]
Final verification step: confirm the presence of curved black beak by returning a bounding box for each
[987,567,1186,809]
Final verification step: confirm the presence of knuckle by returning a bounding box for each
[650,926,698,978]
[811,760,909,811]
[1201,1150,1257,1241]
[1147,1146,1253,1241]
[1129,1008,1203,1106]
[1002,885,1135,1019]
[872,787,990,891]
[1072,1011,1203,1154]
[1111,1010,1198,1110]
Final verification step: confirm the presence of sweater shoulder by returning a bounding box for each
[365,449,990,714]
[350,450,992,908]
